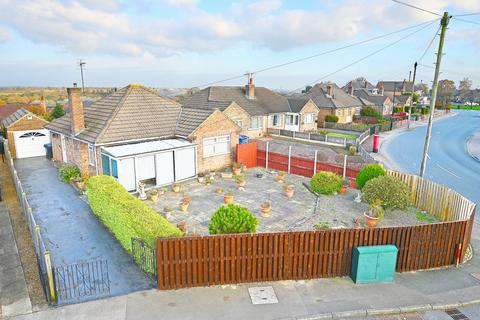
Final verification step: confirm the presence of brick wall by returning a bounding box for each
[299,101,319,132]
[317,108,333,127]
[50,132,93,178]
[223,102,266,139]
[6,114,49,158]
[190,110,240,174]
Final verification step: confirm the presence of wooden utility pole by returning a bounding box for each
[419,12,450,177]
[407,62,417,129]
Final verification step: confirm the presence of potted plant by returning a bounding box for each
[235,175,246,188]
[260,199,272,217]
[276,171,286,183]
[197,173,205,183]
[209,170,216,181]
[340,179,349,193]
[215,187,223,194]
[172,183,181,193]
[283,184,294,199]
[73,177,85,190]
[221,171,233,179]
[177,220,186,232]
[163,206,173,219]
[364,199,384,228]
[224,189,234,204]
[205,176,212,185]
[232,162,241,176]
[148,190,159,202]
[158,187,167,196]
[179,200,189,212]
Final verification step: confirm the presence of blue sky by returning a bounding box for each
[0,0,479,89]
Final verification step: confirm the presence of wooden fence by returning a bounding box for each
[156,169,476,290]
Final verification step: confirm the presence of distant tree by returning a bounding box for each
[302,85,313,94]
[437,79,456,107]
[459,77,472,92]
[414,83,429,95]
[0,98,6,105]
[50,102,65,119]
[360,106,382,118]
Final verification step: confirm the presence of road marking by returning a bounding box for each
[435,163,461,179]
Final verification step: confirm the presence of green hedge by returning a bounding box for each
[362,175,410,210]
[310,171,342,195]
[324,114,339,123]
[209,204,258,235]
[356,164,386,190]
[86,176,182,251]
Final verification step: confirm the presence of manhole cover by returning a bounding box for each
[248,286,278,305]
[470,272,480,282]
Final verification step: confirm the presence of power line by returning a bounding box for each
[451,17,480,26]
[194,19,439,88]
[391,0,442,16]
[417,24,441,63]
[288,19,439,95]
[454,12,480,17]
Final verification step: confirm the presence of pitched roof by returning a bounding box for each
[45,85,182,144]
[391,94,411,105]
[343,78,375,91]
[182,86,292,116]
[377,80,413,92]
[175,107,216,137]
[353,88,390,106]
[302,83,364,109]
[0,103,43,120]
[2,108,29,127]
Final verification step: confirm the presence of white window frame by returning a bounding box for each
[249,116,263,130]
[203,135,231,158]
[88,144,95,166]
[303,113,315,124]
[270,114,281,127]
[233,119,243,128]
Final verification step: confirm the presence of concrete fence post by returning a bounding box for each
[344,137,347,147]
[314,150,318,174]
[288,146,292,174]
[343,155,347,179]
[35,225,41,255]
[308,132,311,141]
[265,142,269,170]
[43,251,56,303]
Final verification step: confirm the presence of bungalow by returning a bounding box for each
[181,76,320,138]
[350,88,393,115]
[342,77,378,94]
[376,80,413,98]
[302,83,366,126]
[45,84,240,191]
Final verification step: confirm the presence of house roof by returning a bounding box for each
[302,83,365,109]
[0,103,43,120]
[391,94,411,106]
[343,78,375,91]
[353,89,390,107]
[286,98,314,113]
[175,107,217,137]
[377,80,413,92]
[2,108,29,127]
[46,85,182,144]
[102,138,194,158]
[182,86,292,116]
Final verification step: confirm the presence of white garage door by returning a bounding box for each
[13,129,50,159]
[155,152,174,186]
[174,147,196,181]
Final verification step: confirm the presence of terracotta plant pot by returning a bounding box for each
[364,212,379,228]
[285,188,294,199]
[224,195,234,204]
[179,202,189,212]
[233,168,241,176]
[237,180,246,188]
[339,186,347,193]
[260,206,271,217]
[172,185,180,193]
[177,221,186,232]
[149,193,159,202]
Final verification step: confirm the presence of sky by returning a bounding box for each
[0,0,480,89]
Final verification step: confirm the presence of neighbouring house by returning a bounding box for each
[302,83,367,126]
[0,99,48,121]
[391,94,412,109]
[376,80,413,99]
[45,84,240,192]
[2,108,50,159]
[350,88,393,115]
[342,77,378,94]
[181,76,320,137]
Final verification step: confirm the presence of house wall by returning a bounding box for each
[190,111,240,174]
[335,107,356,124]
[223,102,266,139]
[317,108,334,127]
[299,101,319,132]
[6,114,48,158]
[50,132,93,178]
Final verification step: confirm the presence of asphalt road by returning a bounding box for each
[383,110,480,211]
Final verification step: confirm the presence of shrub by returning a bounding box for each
[362,175,410,210]
[59,164,81,182]
[360,106,381,118]
[86,176,182,251]
[324,114,339,123]
[310,171,342,195]
[355,164,386,190]
[209,204,258,235]
[348,145,357,155]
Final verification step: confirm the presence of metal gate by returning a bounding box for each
[53,259,111,304]
[132,238,157,278]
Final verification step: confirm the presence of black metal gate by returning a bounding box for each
[53,259,110,304]
[132,238,157,278]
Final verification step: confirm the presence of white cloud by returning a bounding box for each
[0,0,477,57]
[0,27,11,43]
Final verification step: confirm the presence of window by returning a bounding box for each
[203,135,231,158]
[270,114,281,127]
[88,144,95,166]
[249,116,263,129]
[233,119,243,128]
[111,159,118,178]
[303,113,314,124]
[285,114,299,125]
[19,132,46,138]
[102,154,110,175]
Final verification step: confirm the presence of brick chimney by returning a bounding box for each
[245,74,255,99]
[379,84,384,95]
[40,95,47,114]
[68,83,85,135]
[348,82,354,95]
[326,84,333,97]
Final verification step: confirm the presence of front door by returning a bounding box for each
[284,113,300,132]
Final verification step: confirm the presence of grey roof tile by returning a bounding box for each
[2,108,30,127]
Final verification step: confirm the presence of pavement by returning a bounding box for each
[467,128,480,161]
[14,157,154,303]
[0,202,32,318]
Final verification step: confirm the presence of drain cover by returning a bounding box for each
[248,286,278,305]
[445,308,470,320]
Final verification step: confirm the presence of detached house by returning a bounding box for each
[45,84,240,191]
[302,83,366,126]
[343,78,393,115]
[182,77,320,138]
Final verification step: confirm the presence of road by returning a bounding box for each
[383,110,480,210]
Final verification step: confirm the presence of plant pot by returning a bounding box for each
[172,185,180,193]
[177,221,186,232]
[233,168,241,176]
[198,177,204,183]
[221,172,233,179]
[75,180,85,190]
[237,181,246,188]
[179,202,189,212]
[364,212,379,228]
[224,195,234,204]
[149,194,159,202]
[285,189,294,199]
[158,189,165,196]
[260,206,271,217]
[276,176,284,183]
[339,186,347,193]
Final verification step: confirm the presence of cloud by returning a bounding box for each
[0,0,477,57]
[0,27,11,43]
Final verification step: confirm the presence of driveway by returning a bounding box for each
[15,157,154,301]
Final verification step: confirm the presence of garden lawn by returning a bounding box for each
[455,105,480,111]
[326,132,358,139]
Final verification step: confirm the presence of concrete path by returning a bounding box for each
[14,157,154,303]
[467,129,480,161]
[0,202,32,318]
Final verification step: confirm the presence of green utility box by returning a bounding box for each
[351,245,398,284]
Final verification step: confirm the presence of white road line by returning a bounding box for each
[435,163,461,179]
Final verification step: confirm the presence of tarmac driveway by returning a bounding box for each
[15,157,154,299]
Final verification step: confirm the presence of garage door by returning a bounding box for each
[155,152,174,186]
[13,129,51,159]
[174,147,196,181]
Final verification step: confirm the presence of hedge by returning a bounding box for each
[209,204,258,235]
[356,164,387,190]
[362,175,410,210]
[310,171,342,195]
[86,176,182,251]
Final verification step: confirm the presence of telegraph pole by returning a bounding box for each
[419,12,450,177]
[407,62,417,129]
[79,60,86,92]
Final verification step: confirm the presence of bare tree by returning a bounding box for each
[437,79,456,107]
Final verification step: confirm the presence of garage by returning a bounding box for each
[2,108,50,159]
[101,139,197,192]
